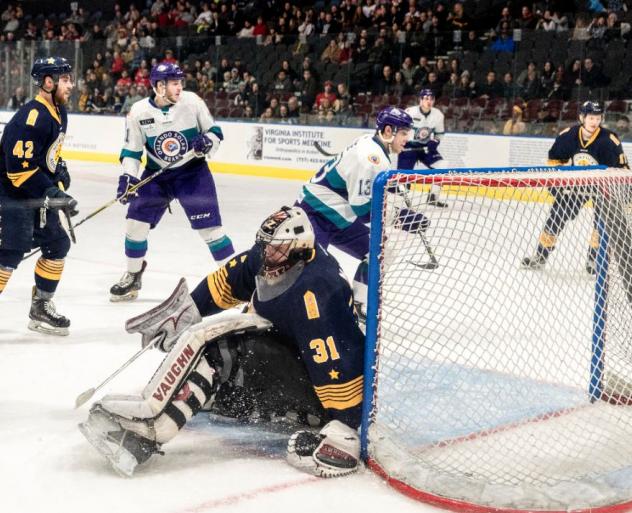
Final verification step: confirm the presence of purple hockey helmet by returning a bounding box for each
[150,62,185,88]
[376,106,413,132]
[418,88,435,99]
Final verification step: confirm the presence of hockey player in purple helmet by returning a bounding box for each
[399,88,449,207]
[296,106,429,316]
[110,61,235,301]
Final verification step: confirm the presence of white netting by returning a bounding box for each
[367,169,632,511]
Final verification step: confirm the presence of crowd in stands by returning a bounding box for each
[2,0,632,137]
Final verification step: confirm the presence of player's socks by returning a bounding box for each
[28,286,70,336]
[0,265,12,294]
[586,247,597,276]
[110,260,147,302]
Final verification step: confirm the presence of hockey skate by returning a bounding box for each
[426,193,448,208]
[586,249,597,276]
[110,261,147,302]
[28,288,70,336]
[521,253,548,270]
[78,405,160,477]
[125,278,201,351]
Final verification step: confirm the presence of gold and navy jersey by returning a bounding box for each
[548,125,628,168]
[0,95,67,199]
[192,244,365,428]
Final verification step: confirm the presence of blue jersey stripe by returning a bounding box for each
[302,188,352,229]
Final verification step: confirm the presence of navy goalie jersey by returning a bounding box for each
[191,243,366,428]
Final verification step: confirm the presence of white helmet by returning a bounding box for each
[256,206,315,279]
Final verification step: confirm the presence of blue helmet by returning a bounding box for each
[31,57,73,87]
[150,62,185,88]
[418,88,435,99]
[376,106,413,132]
[579,101,603,116]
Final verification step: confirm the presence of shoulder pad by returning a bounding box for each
[609,133,621,146]
[25,108,39,127]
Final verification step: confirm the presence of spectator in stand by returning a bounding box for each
[490,22,515,53]
[392,71,412,97]
[517,62,539,89]
[299,69,319,109]
[253,15,268,38]
[455,71,476,98]
[246,82,266,116]
[354,37,370,64]
[6,86,26,110]
[605,12,621,41]
[135,68,151,89]
[579,57,610,89]
[415,56,432,84]
[521,68,542,100]
[588,14,607,40]
[198,74,214,96]
[442,72,459,98]
[536,10,558,31]
[375,65,395,95]
[502,72,518,99]
[545,67,568,100]
[503,105,527,135]
[260,106,274,122]
[423,71,443,97]
[321,39,342,63]
[336,82,351,104]
[572,15,591,40]
[540,61,556,91]
[449,2,470,31]
[120,85,143,115]
[238,20,254,38]
[269,97,281,117]
[339,41,352,64]
[400,57,417,88]
[242,105,255,119]
[531,106,559,136]
[517,5,538,30]
[315,80,337,109]
[615,115,631,139]
[287,95,301,120]
[478,71,504,99]
[463,30,484,53]
[273,70,293,93]
[495,6,513,34]
[553,11,569,32]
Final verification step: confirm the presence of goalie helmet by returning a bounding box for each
[376,107,413,133]
[255,206,315,279]
[149,62,185,88]
[31,57,73,88]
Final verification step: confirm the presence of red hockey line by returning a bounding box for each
[175,476,319,512]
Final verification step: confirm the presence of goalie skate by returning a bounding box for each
[78,406,159,478]
[125,278,201,351]
[110,261,147,302]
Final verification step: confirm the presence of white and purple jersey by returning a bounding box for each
[298,134,392,229]
[398,105,445,170]
[120,91,219,174]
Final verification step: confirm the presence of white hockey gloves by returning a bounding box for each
[125,278,201,351]
[287,420,360,478]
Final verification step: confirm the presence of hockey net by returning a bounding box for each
[362,167,632,512]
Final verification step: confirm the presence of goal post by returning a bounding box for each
[361,165,632,512]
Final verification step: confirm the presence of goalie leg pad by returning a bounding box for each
[125,278,202,351]
[287,420,360,478]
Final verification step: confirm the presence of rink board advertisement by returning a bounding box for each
[1,110,631,178]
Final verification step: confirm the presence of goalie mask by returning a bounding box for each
[255,206,315,281]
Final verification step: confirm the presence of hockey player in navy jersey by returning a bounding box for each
[79,206,365,479]
[522,101,629,273]
[110,62,235,302]
[399,89,449,207]
[0,57,77,335]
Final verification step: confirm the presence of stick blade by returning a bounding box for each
[408,259,439,270]
[75,387,96,409]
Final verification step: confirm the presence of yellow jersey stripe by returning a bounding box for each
[316,383,364,401]
[207,270,240,309]
[35,95,62,124]
[319,392,363,411]
[547,159,568,166]
[314,375,363,394]
[7,168,38,187]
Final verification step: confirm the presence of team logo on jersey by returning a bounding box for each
[46,132,65,172]
[154,131,188,162]
[368,154,381,165]
[415,127,431,142]
[572,152,599,166]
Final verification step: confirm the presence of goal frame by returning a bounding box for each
[359,164,632,513]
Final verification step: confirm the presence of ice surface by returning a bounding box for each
[0,163,435,513]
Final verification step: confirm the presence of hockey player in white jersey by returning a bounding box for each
[110,62,235,301]
[400,89,449,207]
[296,106,428,313]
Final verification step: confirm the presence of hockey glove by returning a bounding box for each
[117,173,141,204]
[44,187,79,217]
[287,420,360,478]
[397,207,430,234]
[191,127,223,158]
[54,158,71,191]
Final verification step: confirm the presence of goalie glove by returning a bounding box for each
[287,420,360,478]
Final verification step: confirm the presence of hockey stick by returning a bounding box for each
[22,151,193,262]
[74,335,161,409]
[313,142,439,269]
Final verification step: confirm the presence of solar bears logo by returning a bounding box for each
[154,131,188,162]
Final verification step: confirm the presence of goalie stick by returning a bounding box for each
[21,151,193,262]
[312,141,439,270]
